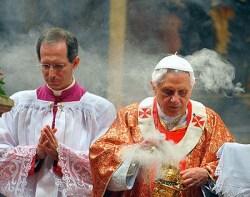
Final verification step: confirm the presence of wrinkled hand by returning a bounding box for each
[37,125,58,161]
[180,167,208,189]
[139,137,165,152]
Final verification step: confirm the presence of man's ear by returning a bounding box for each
[150,80,156,94]
[72,56,80,69]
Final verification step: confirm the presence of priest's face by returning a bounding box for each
[39,41,79,90]
[150,71,193,117]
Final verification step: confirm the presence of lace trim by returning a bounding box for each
[0,146,36,197]
[53,143,93,196]
[214,143,250,197]
[214,176,250,197]
[215,165,250,197]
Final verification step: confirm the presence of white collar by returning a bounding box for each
[47,78,75,96]
[156,102,187,122]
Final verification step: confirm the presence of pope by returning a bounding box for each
[89,54,235,197]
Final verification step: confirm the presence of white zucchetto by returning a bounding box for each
[154,55,193,73]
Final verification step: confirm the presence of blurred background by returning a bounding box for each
[0,0,249,143]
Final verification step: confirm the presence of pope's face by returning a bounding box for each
[39,41,79,90]
[151,71,193,117]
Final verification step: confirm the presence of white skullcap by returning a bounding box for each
[154,55,193,73]
[153,55,195,86]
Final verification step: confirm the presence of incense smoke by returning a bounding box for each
[185,48,244,97]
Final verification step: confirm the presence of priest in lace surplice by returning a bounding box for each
[89,55,235,197]
[0,28,116,197]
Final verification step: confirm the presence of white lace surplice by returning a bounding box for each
[0,90,116,197]
[214,142,250,197]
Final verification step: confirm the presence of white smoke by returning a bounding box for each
[185,48,244,97]
[121,131,185,179]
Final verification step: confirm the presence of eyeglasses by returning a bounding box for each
[38,63,67,72]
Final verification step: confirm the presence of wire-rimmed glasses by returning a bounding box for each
[37,63,67,72]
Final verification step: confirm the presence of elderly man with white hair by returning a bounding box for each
[89,55,235,197]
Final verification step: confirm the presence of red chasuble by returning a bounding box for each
[90,97,235,197]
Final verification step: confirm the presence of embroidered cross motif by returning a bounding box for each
[192,115,205,128]
[139,108,151,118]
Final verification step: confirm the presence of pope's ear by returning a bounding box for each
[150,80,156,92]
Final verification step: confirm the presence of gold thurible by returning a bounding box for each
[152,163,186,197]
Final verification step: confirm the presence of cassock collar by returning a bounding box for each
[47,78,76,96]
[37,80,86,102]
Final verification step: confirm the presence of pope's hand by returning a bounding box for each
[139,138,165,152]
[180,167,208,188]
